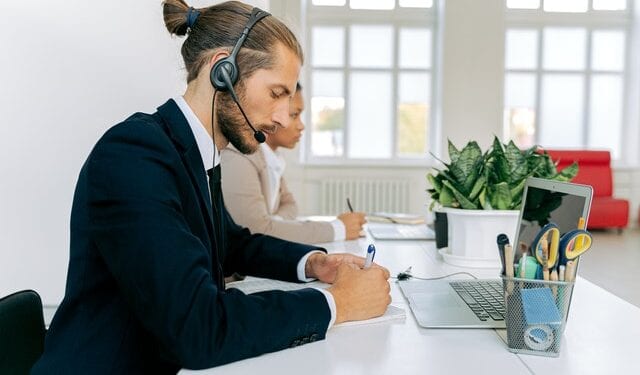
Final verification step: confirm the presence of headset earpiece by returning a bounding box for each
[210,58,238,92]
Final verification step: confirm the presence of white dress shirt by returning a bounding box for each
[174,96,336,329]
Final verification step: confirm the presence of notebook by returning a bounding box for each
[398,177,592,328]
[367,223,435,240]
[227,277,406,327]
[367,212,425,225]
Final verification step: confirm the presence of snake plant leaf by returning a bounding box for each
[439,183,457,207]
[438,169,468,196]
[488,152,511,186]
[553,162,579,181]
[443,180,479,209]
[469,174,486,201]
[509,178,528,209]
[479,187,491,209]
[448,141,483,189]
[427,173,443,194]
[505,140,528,182]
[489,182,512,210]
[448,140,461,165]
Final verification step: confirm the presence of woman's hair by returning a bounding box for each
[163,0,303,83]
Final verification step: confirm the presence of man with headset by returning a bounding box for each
[31,1,390,374]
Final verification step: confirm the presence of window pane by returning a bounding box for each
[399,0,433,8]
[589,75,622,158]
[539,75,584,148]
[592,30,625,71]
[398,73,430,157]
[350,0,394,10]
[311,71,345,157]
[506,29,538,69]
[313,0,346,5]
[312,27,345,67]
[593,0,626,10]
[543,28,586,70]
[399,28,431,68]
[506,0,540,9]
[349,73,392,158]
[505,73,536,108]
[504,73,537,148]
[544,0,588,13]
[350,25,393,68]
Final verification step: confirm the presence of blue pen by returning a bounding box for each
[364,244,376,269]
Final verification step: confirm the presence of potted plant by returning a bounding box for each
[427,137,578,267]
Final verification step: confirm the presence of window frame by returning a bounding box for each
[503,0,632,160]
[302,1,438,166]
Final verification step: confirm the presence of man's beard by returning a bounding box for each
[217,92,260,155]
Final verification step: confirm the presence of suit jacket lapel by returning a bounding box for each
[154,99,215,242]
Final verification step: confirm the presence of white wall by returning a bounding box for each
[439,0,505,152]
[0,0,264,305]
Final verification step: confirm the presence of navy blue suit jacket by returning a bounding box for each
[32,100,330,374]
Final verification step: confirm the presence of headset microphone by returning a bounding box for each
[218,66,266,143]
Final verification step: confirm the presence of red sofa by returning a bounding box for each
[545,150,629,230]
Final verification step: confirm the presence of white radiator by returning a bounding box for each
[319,179,411,215]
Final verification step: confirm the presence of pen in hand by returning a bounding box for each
[346,198,354,213]
[364,244,376,269]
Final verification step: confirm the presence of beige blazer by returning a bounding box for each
[220,145,335,244]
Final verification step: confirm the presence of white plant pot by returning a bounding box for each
[442,208,519,268]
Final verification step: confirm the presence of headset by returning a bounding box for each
[210,7,270,143]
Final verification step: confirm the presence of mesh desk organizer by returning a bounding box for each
[501,276,575,356]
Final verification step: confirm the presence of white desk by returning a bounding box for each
[181,236,640,375]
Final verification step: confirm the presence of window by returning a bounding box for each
[504,0,630,159]
[305,0,435,163]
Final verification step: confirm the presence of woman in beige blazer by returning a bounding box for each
[221,85,365,244]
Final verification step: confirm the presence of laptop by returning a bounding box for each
[368,223,435,240]
[398,177,593,328]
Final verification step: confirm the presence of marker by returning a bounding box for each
[364,244,376,269]
[496,234,509,276]
[559,265,566,282]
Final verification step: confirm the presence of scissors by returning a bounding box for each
[531,222,593,273]
[531,223,560,271]
[557,229,593,266]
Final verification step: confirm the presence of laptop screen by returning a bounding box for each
[515,178,592,256]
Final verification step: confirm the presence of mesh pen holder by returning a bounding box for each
[501,276,575,357]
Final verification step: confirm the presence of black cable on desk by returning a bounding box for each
[392,266,478,281]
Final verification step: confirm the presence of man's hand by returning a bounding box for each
[305,253,391,324]
[305,252,374,283]
[337,212,366,240]
[327,264,391,324]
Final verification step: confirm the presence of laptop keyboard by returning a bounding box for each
[450,281,505,321]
